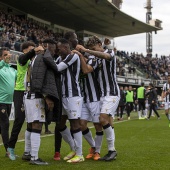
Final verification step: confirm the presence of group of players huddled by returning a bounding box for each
[0,31,170,166]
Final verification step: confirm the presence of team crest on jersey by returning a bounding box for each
[41,114,45,118]
[1,109,5,113]
[98,63,103,70]
[36,104,39,108]
[113,99,116,103]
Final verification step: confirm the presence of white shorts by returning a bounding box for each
[145,103,149,109]
[24,93,46,123]
[164,102,170,110]
[100,96,120,117]
[81,101,100,123]
[62,97,83,119]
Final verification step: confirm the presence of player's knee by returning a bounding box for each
[70,119,80,127]
[99,115,106,125]
[94,123,102,131]
[80,120,87,131]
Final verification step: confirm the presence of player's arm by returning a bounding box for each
[76,45,111,60]
[19,46,44,65]
[161,90,166,99]
[43,50,59,73]
[161,85,167,98]
[72,50,93,74]
[56,53,78,72]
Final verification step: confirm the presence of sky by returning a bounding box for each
[114,0,170,57]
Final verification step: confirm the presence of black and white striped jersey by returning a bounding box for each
[163,83,170,102]
[97,49,120,97]
[80,55,100,103]
[56,53,81,98]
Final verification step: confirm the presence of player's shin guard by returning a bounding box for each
[30,129,41,160]
[138,111,141,118]
[165,113,170,120]
[25,128,32,154]
[60,126,75,151]
[94,131,103,153]
[72,129,82,156]
[103,123,115,151]
[82,128,95,148]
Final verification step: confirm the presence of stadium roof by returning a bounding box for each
[1,0,162,37]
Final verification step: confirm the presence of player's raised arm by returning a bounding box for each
[72,49,93,74]
[76,44,111,60]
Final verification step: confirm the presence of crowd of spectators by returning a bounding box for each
[1,9,169,80]
[0,10,63,51]
[0,9,131,77]
[117,50,170,80]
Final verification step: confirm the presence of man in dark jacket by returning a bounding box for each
[23,39,61,165]
[117,86,126,120]
[146,83,160,120]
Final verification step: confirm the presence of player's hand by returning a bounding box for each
[72,49,82,56]
[76,45,87,53]
[45,97,54,111]
[34,45,44,52]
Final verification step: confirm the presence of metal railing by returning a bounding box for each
[9,50,166,87]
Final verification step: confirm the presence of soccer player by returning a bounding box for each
[76,35,120,161]
[0,47,17,155]
[7,42,44,161]
[137,82,146,119]
[53,31,79,161]
[72,49,103,160]
[162,74,170,126]
[55,38,84,163]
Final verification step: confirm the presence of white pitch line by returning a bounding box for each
[0,134,54,146]
[88,118,137,129]
[0,118,137,145]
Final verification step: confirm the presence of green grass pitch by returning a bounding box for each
[0,110,170,170]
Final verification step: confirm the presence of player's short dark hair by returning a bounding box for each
[21,41,35,51]
[42,38,57,44]
[64,31,75,40]
[0,47,9,56]
[57,38,69,45]
[85,35,102,48]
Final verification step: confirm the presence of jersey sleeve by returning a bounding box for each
[162,83,166,91]
[87,55,98,70]
[56,53,78,72]
[105,49,115,60]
